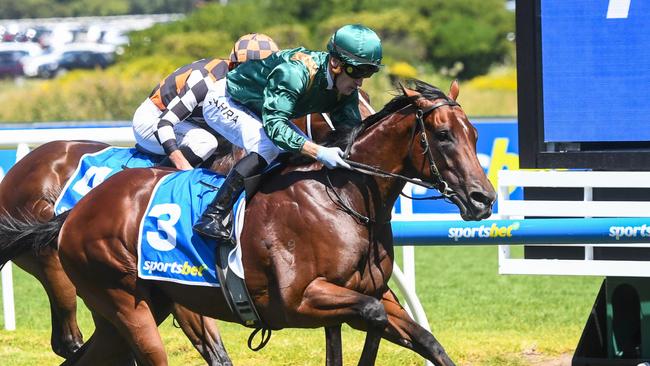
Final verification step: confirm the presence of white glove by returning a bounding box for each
[316,146,351,169]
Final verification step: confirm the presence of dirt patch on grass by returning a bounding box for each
[523,353,572,366]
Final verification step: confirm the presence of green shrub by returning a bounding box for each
[411,0,514,79]
[313,1,513,79]
[122,2,285,63]
[261,24,312,50]
[158,31,233,60]
[0,68,160,123]
[315,11,430,64]
[111,55,190,79]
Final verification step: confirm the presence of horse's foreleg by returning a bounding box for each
[358,326,384,366]
[171,303,233,366]
[349,289,456,366]
[325,325,342,366]
[297,278,388,366]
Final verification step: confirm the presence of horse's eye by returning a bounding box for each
[435,130,451,142]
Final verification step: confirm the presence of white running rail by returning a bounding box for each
[498,170,650,277]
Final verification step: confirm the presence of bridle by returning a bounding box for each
[326,98,460,224]
[409,99,459,197]
[343,98,459,197]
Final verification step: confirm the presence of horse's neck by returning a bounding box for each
[347,113,412,219]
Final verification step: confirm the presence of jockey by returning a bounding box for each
[132,33,279,169]
[193,24,383,241]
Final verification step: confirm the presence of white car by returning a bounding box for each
[22,51,60,77]
[0,42,43,57]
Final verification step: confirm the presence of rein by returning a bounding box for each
[326,99,459,224]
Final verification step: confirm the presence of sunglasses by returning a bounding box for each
[343,63,379,79]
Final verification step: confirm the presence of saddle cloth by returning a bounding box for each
[137,169,246,287]
[54,147,160,214]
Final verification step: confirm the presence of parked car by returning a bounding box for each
[37,49,114,78]
[0,42,43,57]
[0,50,24,78]
[21,43,115,78]
[0,42,44,78]
[21,51,60,77]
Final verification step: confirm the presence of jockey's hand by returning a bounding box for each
[169,150,193,171]
[316,146,351,170]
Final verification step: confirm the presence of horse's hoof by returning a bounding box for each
[53,339,84,359]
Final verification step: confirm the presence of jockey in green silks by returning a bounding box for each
[194,24,383,241]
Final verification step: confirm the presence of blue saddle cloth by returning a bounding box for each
[54,147,160,214]
[137,169,245,287]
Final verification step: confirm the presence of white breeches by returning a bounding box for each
[202,79,308,164]
[132,98,218,160]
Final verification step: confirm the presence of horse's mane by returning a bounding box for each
[325,79,450,150]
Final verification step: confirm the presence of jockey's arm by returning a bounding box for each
[155,70,211,170]
[262,64,350,169]
[261,63,309,153]
[299,140,321,159]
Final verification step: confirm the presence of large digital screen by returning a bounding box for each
[517,0,650,170]
[541,0,650,142]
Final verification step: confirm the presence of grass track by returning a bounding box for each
[0,245,601,365]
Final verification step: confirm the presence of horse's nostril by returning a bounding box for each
[470,191,494,207]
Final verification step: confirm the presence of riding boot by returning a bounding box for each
[193,168,245,241]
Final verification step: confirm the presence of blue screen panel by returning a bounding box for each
[541,0,650,142]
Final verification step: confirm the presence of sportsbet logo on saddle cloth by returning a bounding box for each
[137,169,246,286]
[54,147,160,214]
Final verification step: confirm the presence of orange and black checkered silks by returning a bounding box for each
[148,58,231,110]
[229,33,279,64]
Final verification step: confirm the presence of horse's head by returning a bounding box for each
[401,80,496,220]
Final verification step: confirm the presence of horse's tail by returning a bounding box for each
[0,211,69,269]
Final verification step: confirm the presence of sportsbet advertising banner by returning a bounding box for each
[0,119,519,216]
[392,217,650,246]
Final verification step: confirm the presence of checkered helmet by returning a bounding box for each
[229,33,279,64]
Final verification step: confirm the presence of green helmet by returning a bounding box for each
[327,24,382,67]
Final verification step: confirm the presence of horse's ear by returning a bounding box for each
[399,83,420,98]
[448,79,460,101]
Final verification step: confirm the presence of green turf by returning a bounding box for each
[0,245,601,365]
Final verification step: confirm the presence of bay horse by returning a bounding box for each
[0,80,495,365]
[0,91,372,364]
